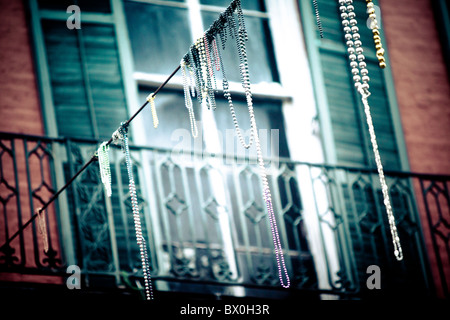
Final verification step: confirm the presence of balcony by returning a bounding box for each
[0,131,448,300]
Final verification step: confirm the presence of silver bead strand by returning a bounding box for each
[339,0,403,260]
[233,1,290,287]
[217,35,254,149]
[97,141,112,198]
[181,59,199,138]
[358,88,403,261]
[114,124,155,299]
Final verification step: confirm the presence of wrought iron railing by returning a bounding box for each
[0,132,448,299]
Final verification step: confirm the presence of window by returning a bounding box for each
[125,0,286,155]
[30,0,319,292]
[124,0,315,288]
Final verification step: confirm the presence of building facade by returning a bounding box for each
[0,0,449,301]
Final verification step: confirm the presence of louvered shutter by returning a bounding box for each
[40,16,146,275]
[42,20,128,140]
[314,0,401,170]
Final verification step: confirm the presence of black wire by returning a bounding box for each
[0,65,180,253]
[0,0,241,254]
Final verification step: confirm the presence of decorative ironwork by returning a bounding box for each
[0,139,21,267]
[0,132,447,299]
[68,142,114,272]
[420,177,450,298]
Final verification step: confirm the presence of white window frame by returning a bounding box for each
[118,0,339,294]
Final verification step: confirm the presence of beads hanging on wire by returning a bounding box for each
[112,123,155,300]
[181,58,199,138]
[36,207,49,253]
[97,141,112,197]
[180,0,290,288]
[146,93,159,129]
[313,0,324,38]
[338,0,402,261]
[366,0,386,68]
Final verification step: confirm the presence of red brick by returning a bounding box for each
[0,0,44,135]
[381,0,450,298]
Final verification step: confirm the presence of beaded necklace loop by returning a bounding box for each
[146,93,159,129]
[339,0,402,261]
[113,123,155,299]
[179,0,291,288]
[36,207,49,253]
[97,141,112,198]
[181,59,199,138]
[313,0,324,38]
[365,0,386,68]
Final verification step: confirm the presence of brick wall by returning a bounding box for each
[380,0,450,175]
[380,0,450,298]
[0,0,44,135]
[0,0,63,285]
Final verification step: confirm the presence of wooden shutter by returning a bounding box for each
[315,0,401,170]
[42,20,128,140]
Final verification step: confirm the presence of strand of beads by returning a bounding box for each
[97,141,112,197]
[36,208,49,253]
[146,93,159,129]
[340,0,370,93]
[218,33,290,286]
[212,38,221,72]
[179,0,291,288]
[313,0,324,38]
[203,35,217,109]
[197,37,214,109]
[256,131,291,288]
[181,58,199,138]
[217,35,254,149]
[339,0,402,261]
[358,87,403,261]
[366,0,386,68]
[228,1,291,287]
[208,38,219,90]
[113,124,154,300]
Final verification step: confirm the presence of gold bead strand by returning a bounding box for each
[36,207,49,253]
[146,92,159,129]
[366,0,386,68]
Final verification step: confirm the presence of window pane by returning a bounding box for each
[199,0,266,11]
[212,96,289,158]
[38,0,111,13]
[138,89,203,150]
[125,2,191,74]
[202,12,279,83]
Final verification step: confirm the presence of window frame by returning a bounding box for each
[127,0,291,101]
[27,0,343,292]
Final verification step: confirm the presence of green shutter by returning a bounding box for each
[314,0,401,170]
[32,2,142,279]
[42,20,128,140]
